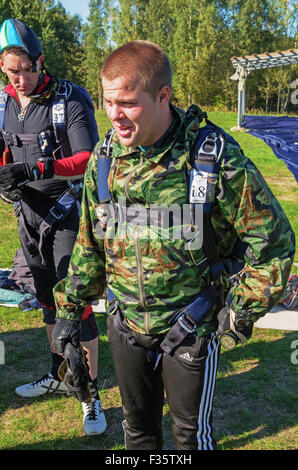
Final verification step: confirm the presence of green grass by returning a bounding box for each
[0,110,297,451]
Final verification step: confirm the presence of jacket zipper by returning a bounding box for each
[20,100,35,224]
[134,225,150,333]
[124,154,150,333]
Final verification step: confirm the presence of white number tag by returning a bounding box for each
[190,170,208,203]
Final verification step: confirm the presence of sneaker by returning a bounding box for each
[82,398,107,435]
[15,373,70,398]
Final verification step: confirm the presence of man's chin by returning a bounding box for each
[117,133,136,148]
[17,89,32,97]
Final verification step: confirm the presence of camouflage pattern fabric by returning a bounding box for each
[53,104,295,336]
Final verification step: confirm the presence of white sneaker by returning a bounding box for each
[15,373,70,397]
[82,398,107,436]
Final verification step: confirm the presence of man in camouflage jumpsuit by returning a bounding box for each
[51,41,295,450]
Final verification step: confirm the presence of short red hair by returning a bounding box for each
[100,40,172,99]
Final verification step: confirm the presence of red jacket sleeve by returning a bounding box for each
[36,151,91,180]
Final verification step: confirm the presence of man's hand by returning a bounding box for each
[52,317,80,355]
[216,306,253,350]
[0,162,41,190]
[0,187,22,203]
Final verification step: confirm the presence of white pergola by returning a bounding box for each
[230,48,298,127]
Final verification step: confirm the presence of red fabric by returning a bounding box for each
[5,83,18,99]
[82,305,93,320]
[40,303,93,320]
[36,151,91,178]
[40,302,55,310]
[5,74,52,99]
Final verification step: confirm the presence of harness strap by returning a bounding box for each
[51,80,72,151]
[38,184,80,265]
[160,283,219,354]
[2,130,39,146]
[0,89,7,130]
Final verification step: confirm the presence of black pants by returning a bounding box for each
[107,315,220,450]
[18,204,79,321]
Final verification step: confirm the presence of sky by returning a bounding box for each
[59,0,90,23]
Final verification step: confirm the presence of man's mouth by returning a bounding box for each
[17,87,29,94]
[116,125,133,138]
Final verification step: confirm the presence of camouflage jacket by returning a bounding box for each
[53,105,295,336]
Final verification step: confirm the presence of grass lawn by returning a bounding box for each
[0,109,297,451]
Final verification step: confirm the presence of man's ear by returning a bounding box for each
[0,59,5,74]
[158,85,171,107]
[36,54,45,72]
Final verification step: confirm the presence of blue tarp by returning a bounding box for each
[240,115,298,182]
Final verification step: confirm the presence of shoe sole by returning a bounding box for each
[15,387,70,397]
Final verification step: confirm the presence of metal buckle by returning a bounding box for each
[198,133,218,157]
[56,80,69,98]
[178,314,196,334]
[109,299,118,316]
[49,206,64,220]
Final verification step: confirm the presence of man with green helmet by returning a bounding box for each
[0,19,107,436]
[52,40,295,449]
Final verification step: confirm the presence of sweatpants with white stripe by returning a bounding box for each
[107,315,220,450]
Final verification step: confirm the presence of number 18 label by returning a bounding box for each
[190,170,208,204]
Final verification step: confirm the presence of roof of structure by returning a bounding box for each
[231,49,298,79]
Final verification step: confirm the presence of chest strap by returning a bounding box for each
[2,130,39,147]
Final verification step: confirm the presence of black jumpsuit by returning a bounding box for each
[0,77,98,334]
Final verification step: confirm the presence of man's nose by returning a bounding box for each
[109,104,125,121]
[19,73,28,86]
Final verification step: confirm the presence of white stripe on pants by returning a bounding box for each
[197,333,220,450]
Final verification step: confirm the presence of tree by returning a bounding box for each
[0,0,84,84]
[83,0,111,109]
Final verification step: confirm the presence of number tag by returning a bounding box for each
[190,169,208,203]
[52,101,66,126]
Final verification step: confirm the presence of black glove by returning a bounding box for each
[58,343,92,403]
[52,317,80,355]
[0,162,41,190]
[217,306,253,350]
[0,187,22,203]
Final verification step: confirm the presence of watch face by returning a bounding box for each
[220,333,236,350]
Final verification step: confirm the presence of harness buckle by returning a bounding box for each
[49,205,64,220]
[197,132,218,158]
[177,314,196,334]
[56,80,72,99]
[109,299,119,316]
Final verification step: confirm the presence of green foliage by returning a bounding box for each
[82,0,112,109]
[0,1,297,112]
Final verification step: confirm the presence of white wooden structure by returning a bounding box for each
[230,49,298,126]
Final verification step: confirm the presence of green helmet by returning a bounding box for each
[0,19,42,71]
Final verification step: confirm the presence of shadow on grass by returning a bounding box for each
[213,330,298,450]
